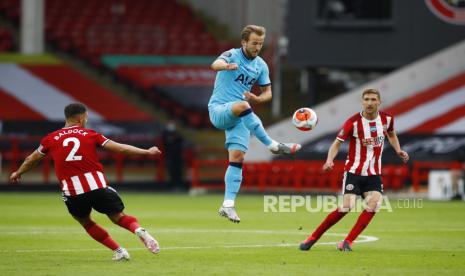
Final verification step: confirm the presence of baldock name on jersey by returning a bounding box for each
[54,129,88,141]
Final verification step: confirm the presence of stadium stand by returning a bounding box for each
[23,64,153,121]
[0,0,226,59]
[116,65,215,127]
[0,87,45,120]
[0,63,153,121]
[0,0,232,127]
[384,70,465,134]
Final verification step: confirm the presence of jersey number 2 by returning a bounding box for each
[63,137,83,161]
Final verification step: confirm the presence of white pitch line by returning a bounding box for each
[0,229,378,253]
[0,228,375,236]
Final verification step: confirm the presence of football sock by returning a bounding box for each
[306,209,348,242]
[239,109,273,146]
[84,221,119,250]
[117,215,140,233]
[223,199,235,208]
[345,210,376,243]
[224,162,243,204]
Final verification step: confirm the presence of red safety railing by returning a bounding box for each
[1,136,165,184]
[3,134,462,192]
[191,159,416,193]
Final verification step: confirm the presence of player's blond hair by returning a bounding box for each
[241,25,266,41]
[362,88,381,100]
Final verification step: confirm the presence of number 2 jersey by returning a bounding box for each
[336,111,394,176]
[37,126,110,196]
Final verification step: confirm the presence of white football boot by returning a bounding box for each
[219,206,241,223]
[135,228,160,254]
[112,247,130,261]
[269,142,301,154]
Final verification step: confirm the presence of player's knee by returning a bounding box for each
[233,101,251,113]
[339,202,355,212]
[239,101,251,110]
[108,212,124,224]
[74,215,92,226]
[229,152,245,163]
[366,198,381,212]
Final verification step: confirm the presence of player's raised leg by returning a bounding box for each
[338,191,381,251]
[300,194,355,251]
[232,101,301,154]
[109,212,160,254]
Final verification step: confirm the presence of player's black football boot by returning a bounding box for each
[299,239,316,251]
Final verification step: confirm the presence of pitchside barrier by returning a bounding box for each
[1,136,165,183]
[2,136,461,191]
[191,159,413,193]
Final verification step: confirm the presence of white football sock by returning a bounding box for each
[134,227,144,236]
[223,199,235,207]
[267,140,279,151]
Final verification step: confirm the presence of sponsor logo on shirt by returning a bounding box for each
[362,136,385,147]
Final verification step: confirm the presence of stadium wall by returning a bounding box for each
[287,0,465,68]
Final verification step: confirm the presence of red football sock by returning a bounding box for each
[305,209,348,242]
[345,210,376,243]
[84,221,119,250]
[117,215,140,233]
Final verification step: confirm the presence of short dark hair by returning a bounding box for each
[362,88,381,100]
[64,103,87,119]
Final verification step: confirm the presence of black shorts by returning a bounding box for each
[62,187,125,218]
[342,172,383,197]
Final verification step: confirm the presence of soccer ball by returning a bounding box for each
[292,107,318,131]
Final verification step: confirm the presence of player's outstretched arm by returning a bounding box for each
[10,150,45,183]
[387,131,409,163]
[323,139,342,171]
[103,140,161,156]
[211,59,238,71]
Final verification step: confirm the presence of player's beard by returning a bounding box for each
[245,47,258,58]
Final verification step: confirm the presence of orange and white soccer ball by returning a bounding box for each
[292,107,318,131]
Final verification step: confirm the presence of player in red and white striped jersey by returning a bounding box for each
[338,109,393,176]
[10,103,162,261]
[300,89,409,252]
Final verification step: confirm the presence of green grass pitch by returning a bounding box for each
[0,192,464,275]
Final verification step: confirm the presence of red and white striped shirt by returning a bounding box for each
[337,111,394,176]
[37,126,110,196]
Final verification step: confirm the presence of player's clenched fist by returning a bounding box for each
[323,161,334,171]
[397,150,409,163]
[147,146,161,155]
[9,171,21,183]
